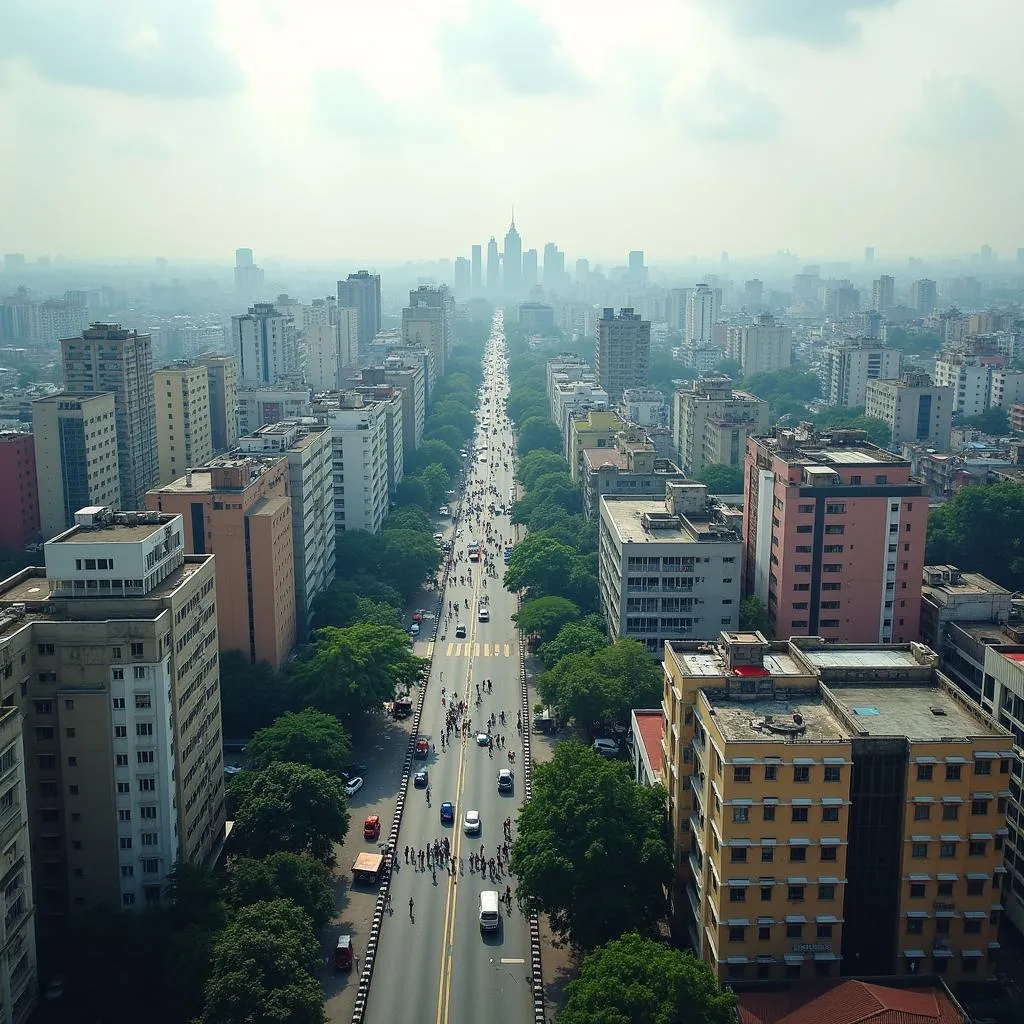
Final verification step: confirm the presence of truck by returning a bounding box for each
[351,852,386,886]
[478,596,490,622]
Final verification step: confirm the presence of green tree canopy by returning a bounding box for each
[246,708,352,775]
[744,367,821,406]
[739,595,772,636]
[511,741,671,950]
[694,463,744,494]
[229,760,349,863]
[354,598,403,628]
[225,853,335,932]
[518,416,563,456]
[424,422,465,452]
[406,438,462,477]
[538,619,607,668]
[513,596,580,644]
[504,534,578,598]
[964,406,1010,435]
[380,528,442,599]
[312,576,402,629]
[560,932,736,1024]
[218,652,291,739]
[419,462,452,508]
[385,506,433,534]
[393,475,430,511]
[426,402,476,442]
[517,449,570,489]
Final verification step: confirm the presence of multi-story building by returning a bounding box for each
[683,285,719,371]
[61,323,158,510]
[236,386,312,436]
[724,315,792,376]
[871,274,895,313]
[304,323,341,391]
[552,381,609,451]
[337,271,381,353]
[822,338,900,408]
[194,355,238,453]
[30,298,90,348]
[546,354,594,412]
[234,247,264,301]
[236,422,334,637]
[663,631,1010,983]
[1011,403,1024,435]
[599,482,742,654]
[153,363,213,486]
[618,388,668,429]
[743,426,928,644]
[673,376,770,478]
[349,385,404,496]
[453,256,471,297]
[910,279,938,315]
[313,391,393,535]
[146,458,296,669]
[486,238,500,293]
[335,307,359,370]
[864,372,953,450]
[0,432,39,548]
[231,303,296,386]
[989,370,1024,411]
[933,352,1005,419]
[402,286,452,383]
[360,362,425,456]
[518,303,555,331]
[471,245,483,293]
[566,409,627,482]
[0,506,225,919]
[596,308,651,404]
[503,215,522,295]
[32,393,120,540]
[582,433,685,519]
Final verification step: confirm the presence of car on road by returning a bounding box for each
[363,815,381,841]
[478,455,487,463]
[433,533,444,544]
[413,770,428,788]
[497,769,513,793]
[455,623,467,638]
[439,505,450,516]
[334,934,353,972]
[440,801,454,824]
[414,737,429,758]
[463,809,481,834]
[409,623,420,637]
[411,609,425,622]
[475,732,490,747]
[345,777,364,797]
[592,738,620,758]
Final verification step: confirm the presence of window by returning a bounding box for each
[114,726,127,738]
[906,918,923,934]
[964,919,982,934]
[788,885,804,902]
[817,923,833,938]
[790,847,807,862]
[967,879,985,896]
[939,842,957,858]
[942,803,959,821]
[141,832,158,846]
[822,806,840,822]
[760,886,772,902]
[130,642,144,658]
[758,925,771,940]
[764,764,777,781]
[969,840,987,857]
[121,866,134,878]
[786,923,803,938]
[728,888,746,903]
[826,503,846,514]
[122,893,136,907]
[818,884,835,900]
[824,524,845,535]
[138,778,156,792]
[134,693,151,709]
[118,809,131,822]
[821,846,838,862]
[136,723,153,737]
[974,759,992,776]
[731,847,748,863]
[763,803,776,821]
[916,763,933,781]
[909,882,926,898]
[971,799,989,816]
[116,782,129,794]
[761,847,774,863]
[732,806,749,824]
[140,806,157,820]
[945,764,961,781]
[733,766,751,783]
[729,926,746,942]
[119,837,132,850]
[793,766,810,783]
[914,805,931,821]
[824,766,841,783]
[137,751,154,764]
[937,881,954,897]
[912,843,928,859]
[792,806,808,823]
[115,754,128,767]
[142,859,159,874]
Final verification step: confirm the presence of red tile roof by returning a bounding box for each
[737,980,964,1024]
[633,710,663,781]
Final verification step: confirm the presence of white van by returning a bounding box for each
[478,890,500,931]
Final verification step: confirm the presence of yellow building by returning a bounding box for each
[663,631,1010,984]
[566,409,626,482]
[153,362,213,485]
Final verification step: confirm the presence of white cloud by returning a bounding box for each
[702,0,901,47]
[677,72,783,142]
[907,74,1009,145]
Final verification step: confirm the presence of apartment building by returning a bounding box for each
[0,507,225,920]
[724,315,792,376]
[933,352,1005,419]
[236,386,312,436]
[989,370,1024,411]
[566,409,627,482]
[598,483,742,655]
[552,381,609,449]
[546,353,593,412]
[236,422,335,637]
[232,303,296,386]
[864,372,953,450]
[402,285,452,384]
[673,376,770,478]
[61,324,158,510]
[618,388,668,429]
[919,565,1014,666]
[313,391,393,535]
[822,339,900,408]
[359,363,425,457]
[146,457,296,669]
[348,386,405,496]
[32,393,120,540]
[581,433,685,519]
[663,631,1010,984]
[153,363,213,486]
[743,426,928,644]
[337,271,381,352]
[0,433,39,549]
[684,285,719,372]
[596,308,651,403]
[194,355,238,453]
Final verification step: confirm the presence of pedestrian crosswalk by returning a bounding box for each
[444,642,512,658]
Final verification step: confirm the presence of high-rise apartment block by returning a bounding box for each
[0,432,39,549]
[822,338,900,407]
[522,249,538,290]
[542,243,565,291]
[336,271,381,353]
[454,256,471,297]
[471,245,483,293]
[153,363,213,486]
[336,307,359,370]
[664,631,1010,983]
[304,323,342,391]
[486,238,500,293]
[865,372,953,450]
[672,377,769,478]
[232,303,295,386]
[684,285,719,371]
[910,279,938,315]
[147,458,296,669]
[582,432,684,519]
[598,483,742,654]
[236,423,334,637]
[194,355,238,453]
[32,393,120,540]
[234,248,264,301]
[61,324,158,511]
[742,279,764,309]
[402,285,452,382]
[871,274,895,313]
[361,362,426,456]
[933,352,1005,418]
[725,315,792,376]
[988,369,1024,411]
[0,507,226,917]
[595,307,651,404]
[236,386,312,436]
[503,216,522,295]
[743,426,928,643]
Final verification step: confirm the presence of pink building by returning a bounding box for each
[743,426,928,644]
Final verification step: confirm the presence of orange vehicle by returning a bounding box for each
[363,815,381,841]
[414,737,429,758]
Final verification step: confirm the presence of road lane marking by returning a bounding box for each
[427,641,434,657]
[474,642,481,657]
[447,643,455,656]
[503,643,510,657]
[484,643,490,657]
[500,958,525,964]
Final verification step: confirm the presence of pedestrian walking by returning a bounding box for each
[409,897,415,920]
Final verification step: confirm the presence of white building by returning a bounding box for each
[546,354,595,419]
[336,308,359,369]
[598,482,742,656]
[618,388,668,428]
[232,303,296,385]
[552,381,609,449]
[933,354,1001,418]
[989,370,1024,411]
[683,285,718,371]
[236,386,312,436]
[724,314,792,375]
[865,372,953,450]
[822,339,900,407]
[304,323,342,392]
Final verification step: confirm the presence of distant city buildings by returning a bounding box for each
[865,372,953,450]
[336,271,381,353]
[910,278,938,315]
[194,355,238,453]
[402,285,452,384]
[232,302,296,386]
[724,314,792,376]
[683,285,719,371]
[234,247,265,302]
[595,307,651,404]
[0,432,38,548]
[871,274,895,313]
[822,338,900,407]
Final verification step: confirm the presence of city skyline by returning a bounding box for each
[1,1,1022,261]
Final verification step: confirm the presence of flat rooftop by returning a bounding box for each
[671,646,808,680]
[602,498,739,545]
[922,568,1009,599]
[53,521,169,545]
[705,692,848,743]
[632,710,664,781]
[799,648,924,671]
[827,684,995,741]
[756,432,907,466]
[582,448,628,470]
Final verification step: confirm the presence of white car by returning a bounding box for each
[409,622,420,636]
[439,506,450,516]
[345,777,364,797]
[497,769,513,793]
[592,738,620,758]
[463,809,481,834]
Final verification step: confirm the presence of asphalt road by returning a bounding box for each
[366,313,535,1024]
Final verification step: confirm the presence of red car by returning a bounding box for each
[411,609,425,623]
[414,738,429,758]
[363,815,380,841]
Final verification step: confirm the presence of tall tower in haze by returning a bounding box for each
[486,237,500,293]
[471,245,483,294]
[503,211,522,296]
[337,271,381,352]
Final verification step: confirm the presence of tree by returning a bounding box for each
[538,619,607,668]
[393,475,430,510]
[406,438,462,477]
[592,639,663,724]
[199,900,323,1024]
[513,596,580,644]
[419,462,451,508]
[518,416,563,456]
[504,534,578,598]
[385,507,433,535]
[714,358,742,378]
[517,449,570,489]
[334,529,388,578]
[230,760,349,863]
[354,597,402,628]
[246,708,352,775]
[423,423,465,452]
[226,853,335,931]
[425,402,476,442]
[218,652,291,739]
[312,576,402,629]
[560,933,736,1024]
[694,463,744,495]
[744,367,821,406]
[739,595,772,635]
[511,741,670,950]
[380,528,442,599]
[965,406,1010,435]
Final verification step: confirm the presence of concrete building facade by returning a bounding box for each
[232,303,296,386]
[236,386,312,436]
[864,372,954,450]
[361,363,425,456]
[194,355,238,453]
[595,307,651,404]
[933,353,1004,419]
[402,286,452,384]
[566,409,627,482]
[581,434,685,519]
[989,370,1024,411]
[724,315,792,376]
[337,271,381,353]
[0,433,39,549]
[822,339,901,408]
[153,363,213,486]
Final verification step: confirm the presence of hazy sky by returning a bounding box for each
[1,0,1022,264]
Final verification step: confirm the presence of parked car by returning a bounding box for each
[414,737,429,758]
[463,809,481,835]
[363,815,380,841]
[412,609,425,622]
[345,777,364,797]
[440,801,454,824]
[592,738,620,758]
[334,934,353,972]
[409,623,420,636]
[455,623,467,639]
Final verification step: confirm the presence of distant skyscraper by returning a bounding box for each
[910,279,937,315]
[337,271,381,352]
[743,279,764,309]
[503,213,522,295]
[471,245,483,293]
[683,285,719,371]
[576,258,590,282]
[522,249,538,290]
[871,274,895,314]
[486,237,500,292]
[454,256,471,297]
[543,243,565,291]
[233,303,295,386]
[628,250,646,286]
[234,247,264,301]
[864,246,875,265]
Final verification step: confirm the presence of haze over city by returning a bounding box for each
[2,0,1023,261]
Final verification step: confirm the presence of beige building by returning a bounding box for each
[581,433,685,519]
[32,393,121,540]
[596,307,651,403]
[823,339,901,408]
[154,363,213,485]
[864,372,953,450]
[673,376,770,477]
[0,507,225,921]
[724,314,792,376]
[566,409,627,482]
[194,355,238,453]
